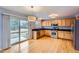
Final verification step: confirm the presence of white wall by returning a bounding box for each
[0,13,3,50]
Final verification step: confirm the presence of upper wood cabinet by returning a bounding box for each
[57,18,75,26]
[61,20,66,26]
[52,20,58,24]
[41,20,52,26]
[65,19,71,26]
[41,18,75,26]
[57,20,62,26]
[70,18,75,26]
[64,18,75,26]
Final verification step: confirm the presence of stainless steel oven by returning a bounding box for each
[51,24,58,39]
[51,30,57,39]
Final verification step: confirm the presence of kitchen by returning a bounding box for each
[32,18,74,40]
[0,6,79,53]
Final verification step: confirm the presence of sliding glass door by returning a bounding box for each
[10,17,19,44]
[20,20,29,41]
[10,16,29,45]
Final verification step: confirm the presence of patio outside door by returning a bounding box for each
[10,16,29,45]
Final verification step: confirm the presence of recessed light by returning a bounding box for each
[25,6,42,12]
[31,6,34,8]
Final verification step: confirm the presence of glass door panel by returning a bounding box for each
[10,16,29,45]
[10,17,19,44]
[20,20,29,41]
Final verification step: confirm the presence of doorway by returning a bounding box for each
[10,16,29,45]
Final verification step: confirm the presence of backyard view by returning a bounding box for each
[10,16,29,44]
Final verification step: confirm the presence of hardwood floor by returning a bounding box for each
[1,37,79,53]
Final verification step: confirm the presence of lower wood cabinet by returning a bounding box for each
[40,30,45,37]
[37,31,40,38]
[58,31,72,40]
[58,31,64,39]
[44,30,51,37]
[64,32,72,40]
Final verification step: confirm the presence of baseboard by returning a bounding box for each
[0,47,11,52]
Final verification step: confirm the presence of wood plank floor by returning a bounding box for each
[1,37,79,53]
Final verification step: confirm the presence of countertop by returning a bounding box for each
[32,26,73,32]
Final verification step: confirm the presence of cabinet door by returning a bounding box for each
[37,31,40,38]
[42,20,51,26]
[58,31,61,38]
[58,31,63,38]
[54,20,58,24]
[44,30,51,36]
[52,20,58,24]
[49,21,52,26]
[64,32,72,40]
[61,20,65,26]
[45,30,48,36]
[47,30,51,36]
[65,20,71,26]
[40,30,45,37]
[57,20,62,26]
[46,21,49,26]
[71,19,75,27]
[40,30,42,37]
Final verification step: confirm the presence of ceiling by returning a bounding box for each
[0,6,79,19]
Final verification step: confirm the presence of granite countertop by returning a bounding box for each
[32,26,73,32]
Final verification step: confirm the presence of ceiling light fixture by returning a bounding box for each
[49,14,58,18]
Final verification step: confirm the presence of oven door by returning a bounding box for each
[51,31,57,39]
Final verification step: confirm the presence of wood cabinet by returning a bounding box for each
[44,30,51,37]
[58,19,71,26]
[57,20,62,26]
[64,32,72,40]
[61,20,66,26]
[41,20,52,26]
[58,31,64,38]
[40,30,45,37]
[57,18,75,26]
[33,30,51,39]
[37,31,40,38]
[71,19,75,27]
[58,31,72,40]
[65,19,71,26]
[52,20,58,25]
[33,31,38,39]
